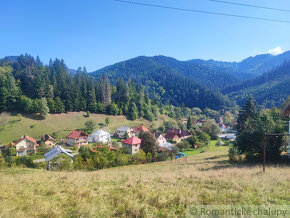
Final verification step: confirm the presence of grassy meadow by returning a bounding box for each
[0,146,289,217]
[0,112,172,144]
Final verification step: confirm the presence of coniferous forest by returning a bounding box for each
[0,55,195,120]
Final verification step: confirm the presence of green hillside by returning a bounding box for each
[0,112,173,144]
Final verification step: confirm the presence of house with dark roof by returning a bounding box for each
[164,132,181,143]
[153,132,167,145]
[66,131,88,148]
[122,136,141,154]
[13,135,38,156]
[38,134,56,148]
[165,128,191,142]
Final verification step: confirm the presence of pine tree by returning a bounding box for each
[236,96,259,132]
[103,75,111,107]
[128,102,138,120]
[187,116,193,130]
[39,98,50,119]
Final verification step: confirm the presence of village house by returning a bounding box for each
[13,135,38,156]
[122,136,141,154]
[165,128,191,142]
[164,132,181,143]
[38,134,56,147]
[134,126,150,135]
[153,132,167,145]
[115,126,134,138]
[66,130,88,148]
[89,130,111,144]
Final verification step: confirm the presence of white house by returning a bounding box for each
[115,126,134,138]
[13,135,38,156]
[90,130,111,143]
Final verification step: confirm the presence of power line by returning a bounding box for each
[208,0,290,13]
[112,0,290,24]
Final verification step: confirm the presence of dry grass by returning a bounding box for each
[0,147,289,217]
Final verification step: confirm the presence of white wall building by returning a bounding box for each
[90,130,111,143]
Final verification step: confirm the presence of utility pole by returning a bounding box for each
[288,120,290,158]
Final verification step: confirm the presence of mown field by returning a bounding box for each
[0,112,172,144]
[0,146,289,217]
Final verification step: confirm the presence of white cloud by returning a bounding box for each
[254,46,284,56]
[267,46,283,55]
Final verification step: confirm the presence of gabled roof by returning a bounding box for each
[44,145,73,162]
[164,132,180,140]
[153,132,164,139]
[117,126,132,132]
[92,130,110,136]
[67,131,88,139]
[134,126,149,132]
[159,142,174,150]
[14,135,38,146]
[122,136,141,145]
[166,128,191,138]
[41,134,55,142]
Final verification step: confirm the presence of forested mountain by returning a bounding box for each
[0,55,170,121]
[189,51,290,80]
[91,56,234,109]
[93,56,238,90]
[223,60,290,107]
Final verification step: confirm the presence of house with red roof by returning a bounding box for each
[13,135,38,156]
[122,136,142,154]
[134,126,149,135]
[66,131,88,148]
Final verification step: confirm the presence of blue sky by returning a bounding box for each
[1,0,290,71]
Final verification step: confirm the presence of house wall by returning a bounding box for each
[94,134,110,143]
[122,143,140,154]
[15,139,36,156]
[157,135,167,145]
[45,140,55,147]
[67,137,88,147]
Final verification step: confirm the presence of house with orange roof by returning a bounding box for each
[122,136,142,154]
[134,126,150,135]
[13,135,38,156]
[66,131,88,148]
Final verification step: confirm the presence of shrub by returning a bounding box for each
[35,161,47,169]
[115,153,130,166]
[49,154,73,171]
[0,154,8,169]
[131,150,146,164]
[15,156,36,168]
[228,145,242,163]
[155,152,168,162]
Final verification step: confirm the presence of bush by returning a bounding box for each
[35,161,47,169]
[115,152,130,166]
[228,145,243,163]
[131,150,147,164]
[15,156,36,168]
[0,154,8,169]
[176,141,191,151]
[49,154,73,171]
[155,152,168,162]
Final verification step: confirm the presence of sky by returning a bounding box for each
[1,0,290,71]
